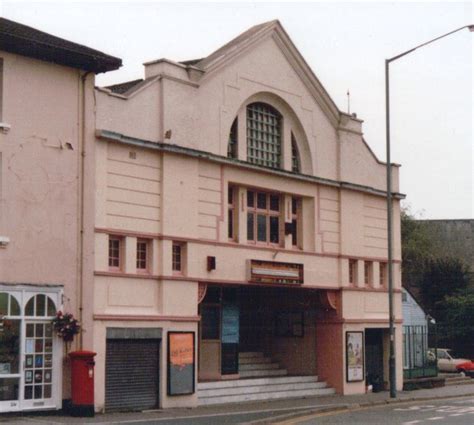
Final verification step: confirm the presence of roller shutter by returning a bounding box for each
[105,339,160,412]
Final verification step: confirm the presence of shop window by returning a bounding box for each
[172,243,184,273]
[228,186,235,240]
[136,239,150,273]
[0,293,20,316]
[246,189,281,245]
[291,133,301,173]
[246,102,282,169]
[364,261,373,286]
[108,236,122,270]
[349,259,358,285]
[24,295,56,317]
[227,118,238,159]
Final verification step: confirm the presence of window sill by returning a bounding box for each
[0,122,11,133]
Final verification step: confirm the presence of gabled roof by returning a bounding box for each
[186,20,340,124]
[0,17,122,73]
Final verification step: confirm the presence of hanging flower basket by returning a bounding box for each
[52,311,80,343]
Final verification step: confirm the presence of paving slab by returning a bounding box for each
[1,382,473,424]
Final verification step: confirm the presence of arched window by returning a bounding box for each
[246,102,281,169]
[25,294,56,317]
[291,133,301,173]
[0,292,21,316]
[227,118,238,159]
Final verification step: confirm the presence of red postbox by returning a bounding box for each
[69,350,96,417]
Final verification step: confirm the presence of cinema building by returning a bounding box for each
[93,20,404,411]
[0,18,404,414]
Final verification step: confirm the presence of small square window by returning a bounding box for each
[108,236,122,270]
[136,239,150,272]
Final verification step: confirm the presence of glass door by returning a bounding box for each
[23,321,54,406]
[0,292,21,411]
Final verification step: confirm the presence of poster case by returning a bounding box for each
[346,331,364,382]
[167,332,195,396]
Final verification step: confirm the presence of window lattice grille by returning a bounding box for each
[291,134,301,173]
[247,103,281,168]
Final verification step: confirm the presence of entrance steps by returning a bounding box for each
[197,352,335,406]
[440,373,473,386]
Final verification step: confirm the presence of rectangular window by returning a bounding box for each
[246,190,281,245]
[379,262,387,287]
[349,259,357,285]
[108,236,122,270]
[172,243,182,273]
[291,197,300,247]
[136,239,149,272]
[364,261,373,286]
[228,186,235,240]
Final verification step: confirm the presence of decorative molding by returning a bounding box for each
[94,226,402,264]
[94,314,200,322]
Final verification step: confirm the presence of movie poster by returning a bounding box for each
[346,331,364,382]
[168,332,195,395]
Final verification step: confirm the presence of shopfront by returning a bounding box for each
[0,285,63,413]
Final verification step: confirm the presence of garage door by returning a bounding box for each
[105,339,160,412]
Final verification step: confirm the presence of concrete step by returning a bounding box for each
[198,375,320,390]
[239,356,272,365]
[239,352,264,359]
[239,368,288,378]
[198,387,336,406]
[239,362,280,371]
[444,377,473,386]
[199,381,329,398]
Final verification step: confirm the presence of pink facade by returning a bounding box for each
[1,18,404,414]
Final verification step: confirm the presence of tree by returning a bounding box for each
[401,209,438,292]
[419,257,471,319]
[438,291,474,357]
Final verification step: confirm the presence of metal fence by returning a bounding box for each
[403,325,437,379]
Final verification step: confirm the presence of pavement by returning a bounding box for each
[1,382,474,425]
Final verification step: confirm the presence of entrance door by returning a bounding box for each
[22,321,55,408]
[0,318,21,411]
[365,329,385,391]
[105,339,160,412]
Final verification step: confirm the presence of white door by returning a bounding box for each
[21,320,56,410]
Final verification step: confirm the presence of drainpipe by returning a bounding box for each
[77,71,92,349]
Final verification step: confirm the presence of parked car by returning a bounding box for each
[427,348,471,372]
[456,361,474,378]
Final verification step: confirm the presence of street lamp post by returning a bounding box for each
[386,24,473,399]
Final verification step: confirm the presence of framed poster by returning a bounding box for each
[167,332,195,396]
[346,331,364,382]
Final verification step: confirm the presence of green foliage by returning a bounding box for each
[437,290,474,356]
[401,209,437,290]
[419,257,470,318]
[401,208,474,356]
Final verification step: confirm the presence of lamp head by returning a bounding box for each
[468,25,474,32]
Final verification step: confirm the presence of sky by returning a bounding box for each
[2,1,473,219]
